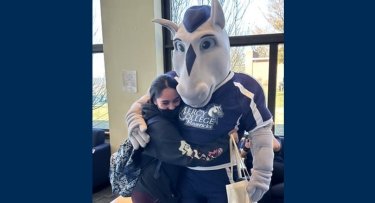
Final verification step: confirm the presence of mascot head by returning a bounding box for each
[153,0,231,108]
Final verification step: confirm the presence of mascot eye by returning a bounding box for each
[200,38,216,50]
[174,41,185,52]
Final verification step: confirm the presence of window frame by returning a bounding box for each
[93,44,103,53]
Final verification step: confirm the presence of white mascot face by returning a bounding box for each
[153,0,231,108]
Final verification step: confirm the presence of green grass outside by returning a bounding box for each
[275,91,284,124]
[93,104,109,121]
[276,91,284,107]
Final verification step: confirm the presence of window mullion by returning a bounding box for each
[268,43,278,130]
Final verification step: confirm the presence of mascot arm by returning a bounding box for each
[125,93,150,149]
[246,122,274,202]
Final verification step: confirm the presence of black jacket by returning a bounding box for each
[133,103,229,202]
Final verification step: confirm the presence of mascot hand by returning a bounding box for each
[246,123,274,202]
[126,112,150,149]
[246,169,272,202]
[125,94,151,149]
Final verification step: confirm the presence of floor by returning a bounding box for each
[93,185,118,203]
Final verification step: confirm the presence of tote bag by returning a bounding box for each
[226,134,255,203]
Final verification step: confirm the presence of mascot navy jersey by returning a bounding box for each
[168,71,273,166]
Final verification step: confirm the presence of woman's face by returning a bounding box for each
[154,87,181,110]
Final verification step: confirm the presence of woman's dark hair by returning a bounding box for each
[149,74,178,103]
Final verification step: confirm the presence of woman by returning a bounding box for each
[131,74,229,203]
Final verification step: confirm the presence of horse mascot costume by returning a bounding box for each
[126,0,274,202]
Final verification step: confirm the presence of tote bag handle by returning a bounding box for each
[227,133,251,183]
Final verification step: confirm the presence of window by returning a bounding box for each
[164,0,284,136]
[93,0,109,129]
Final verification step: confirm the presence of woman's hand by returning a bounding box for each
[272,137,281,152]
[243,138,251,151]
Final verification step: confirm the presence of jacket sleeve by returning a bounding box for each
[141,119,229,167]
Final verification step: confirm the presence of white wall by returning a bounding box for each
[100,0,163,152]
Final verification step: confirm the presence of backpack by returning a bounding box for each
[109,139,141,197]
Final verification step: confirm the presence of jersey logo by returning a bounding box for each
[178,140,223,161]
[179,104,224,130]
[207,105,224,118]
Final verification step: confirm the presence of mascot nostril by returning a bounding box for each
[194,83,209,103]
[186,45,196,76]
[196,91,209,105]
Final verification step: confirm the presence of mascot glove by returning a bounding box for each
[246,169,272,202]
[126,112,150,150]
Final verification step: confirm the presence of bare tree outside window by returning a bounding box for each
[92,77,107,110]
[252,0,284,62]
[170,0,285,72]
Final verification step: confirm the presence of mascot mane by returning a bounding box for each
[153,0,232,108]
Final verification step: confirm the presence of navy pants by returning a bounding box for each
[179,168,230,203]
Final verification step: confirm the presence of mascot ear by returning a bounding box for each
[152,19,178,38]
[211,0,225,29]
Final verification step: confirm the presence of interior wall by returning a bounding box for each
[100,0,163,153]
